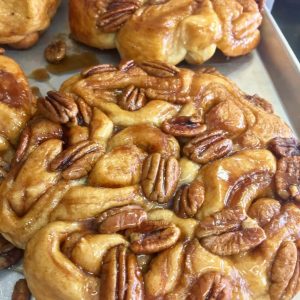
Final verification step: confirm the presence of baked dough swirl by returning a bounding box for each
[0,60,298,299]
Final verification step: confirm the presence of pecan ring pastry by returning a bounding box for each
[69,0,263,65]
[0,60,300,300]
[0,54,36,270]
[0,0,60,49]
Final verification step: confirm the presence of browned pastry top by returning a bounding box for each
[0,60,297,300]
[69,0,263,64]
[0,0,60,48]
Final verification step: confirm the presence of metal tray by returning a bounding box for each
[0,1,300,299]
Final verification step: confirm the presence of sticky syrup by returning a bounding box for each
[29,68,50,82]
[46,52,99,75]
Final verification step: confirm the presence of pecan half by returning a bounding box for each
[161,116,207,137]
[270,241,298,300]
[248,198,281,227]
[173,181,205,218]
[148,0,169,5]
[141,153,180,203]
[12,118,63,166]
[75,98,92,126]
[12,279,31,300]
[283,258,300,300]
[200,219,266,255]
[245,94,273,113]
[38,91,78,124]
[188,272,233,300]
[119,60,135,72]
[50,140,102,179]
[0,245,23,270]
[81,64,117,78]
[183,130,233,164]
[97,1,140,33]
[139,61,179,78]
[196,207,246,238]
[99,245,144,299]
[275,156,300,201]
[97,205,147,233]
[128,220,180,254]
[268,137,300,158]
[118,85,147,111]
[44,40,66,64]
[226,171,273,207]
[0,235,14,253]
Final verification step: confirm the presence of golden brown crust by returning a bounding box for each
[69,0,262,64]
[0,0,61,48]
[0,60,296,300]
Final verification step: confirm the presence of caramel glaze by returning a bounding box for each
[46,52,99,75]
[0,70,29,108]
[29,68,50,82]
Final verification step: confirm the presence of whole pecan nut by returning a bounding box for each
[12,279,31,300]
[188,272,233,300]
[139,60,179,78]
[97,205,147,234]
[118,85,147,111]
[128,220,180,254]
[75,98,92,126]
[247,198,281,227]
[38,91,78,124]
[270,241,298,300]
[195,207,246,238]
[99,244,144,299]
[183,130,233,164]
[141,153,180,203]
[161,116,207,137]
[268,137,300,158]
[275,156,300,201]
[97,1,140,33]
[50,140,103,180]
[173,181,205,218]
[200,219,266,256]
[81,64,117,78]
[44,40,66,64]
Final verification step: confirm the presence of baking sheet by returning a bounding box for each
[0,0,300,299]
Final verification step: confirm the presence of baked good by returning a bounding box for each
[0,53,35,271]
[0,53,35,176]
[69,0,263,64]
[0,0,60,49]
[0,61,298,299]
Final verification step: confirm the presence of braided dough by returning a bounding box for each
[0,60,298,300]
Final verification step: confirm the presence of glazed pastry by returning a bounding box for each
[0,61,299,300]
[69,0,263,64]
[0,0,60,49]
[0,53,36,271]
[0,53,35,179]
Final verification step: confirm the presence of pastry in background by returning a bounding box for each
[69,0,263,64]
[0,0,61,49]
